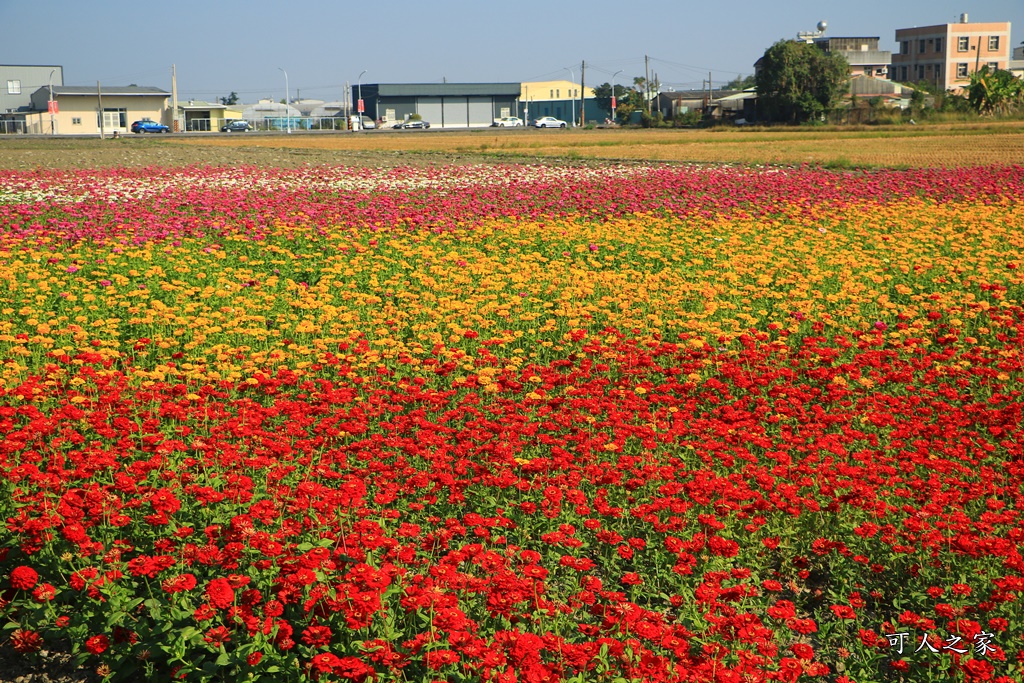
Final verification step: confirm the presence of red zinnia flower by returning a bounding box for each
[10,629,43,653]
[830,605,857,620]
[302,624,333,648]
[10,566,38,591]
[206,577,235,609]
[85,634,109,655]
[204,626,232,647]
[32,583,56,602]
[310,652,342,674]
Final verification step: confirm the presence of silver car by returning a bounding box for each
[533,116,567,128]
[493,116,524,127]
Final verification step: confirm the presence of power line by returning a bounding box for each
[648,55,748,78]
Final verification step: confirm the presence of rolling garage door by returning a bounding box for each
[417,98,443,126]
[467,97,493,127]
[442,98,467,128]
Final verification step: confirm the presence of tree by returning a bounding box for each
[967,66,1023,115]
[592,82,634,119]
[755,40,849,123]
[220,92,239,106]
[724,74,756,90]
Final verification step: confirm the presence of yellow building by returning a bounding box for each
[520,80,598,124]
[520,79,595,103]
[26,85,170,135]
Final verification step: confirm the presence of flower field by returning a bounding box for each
[0,162,1023,683]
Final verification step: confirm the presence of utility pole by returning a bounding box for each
[171,64,178,133]
[709,71,713,116]
[644,55,651,113]
[47,69,56,135]
[97,81,104,139]
[580,60,586,126]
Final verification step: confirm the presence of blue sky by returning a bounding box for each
[4,1,1022,102]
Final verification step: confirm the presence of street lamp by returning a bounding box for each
[48,69,56,135]
[564,67,576,126]
[357,70,367,130]
[278,68,290,133]
[610,69,622,120]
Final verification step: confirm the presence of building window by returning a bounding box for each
[901,40,909,55]
[72,117,81,125]
[97,108,128,128]
[549,90,553,98]
[988,36,999,51]
[556,89,560,98]
[918,39,926,53]
[901,66,908,81]
[988,62,999,71]
[935,64,942,78]
[6,80,21,94]
[957,36,969,52]
[918,65,925,79]
[864,67,872,76]
[935,38,942,52]
[956,63,969,78]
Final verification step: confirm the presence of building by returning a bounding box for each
[25,85,169,135]
[520,80,600,124]
[177,100,229,132]
[1011,46,1024,79]
[891,16,1011,90]
[351,83,520,128]
[815,36,891,79]
[655,89,746,120]
[240,100,302,130]
[1,65,63,133]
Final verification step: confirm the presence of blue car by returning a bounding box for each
[131,120,170,134]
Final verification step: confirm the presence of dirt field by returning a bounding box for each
[1,121,1022,170]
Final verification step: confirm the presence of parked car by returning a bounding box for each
[393,119,430,129]
[130,120,170,134]
[220,120,252,132]
[492,116,524,127]
[350,115,376,130]
[533,116,567,128]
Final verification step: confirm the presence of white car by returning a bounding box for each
[350,115,376,130]
[533,116,567,128]
[493,116,524,127]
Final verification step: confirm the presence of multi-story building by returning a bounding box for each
[891,15,1011,91]
[814,37,891,79]
[1,65,63,133]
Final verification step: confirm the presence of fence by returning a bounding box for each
[183,116,353,132]
[0,119,53,135]
[0,116,355,135]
